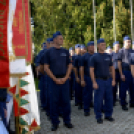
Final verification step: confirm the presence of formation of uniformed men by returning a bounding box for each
[35,32,134,131]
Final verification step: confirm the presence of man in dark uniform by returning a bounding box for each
[106,46,113,54]
[74,44,83,109]
[80,41,94,116]
[36,42,48,110]
[73,44,81,106]
[44,31,73,131]
[81,44,87,55]
[118,35,134,110]
[90,38,115,124]
[111,41,120,106]
[69,47,75,100]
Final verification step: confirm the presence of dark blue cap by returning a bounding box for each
[113,41,119,46]
[47,38,53,43]
[97,38,105,44]
[75,44,81,49]
[53,31,62,39]
[81,44,86,49]
[106,46,111,50]
[69,47,74,51]
[123,35,131,41]
[87,41,94,46]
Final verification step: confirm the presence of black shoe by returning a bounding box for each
[84,112,90,116]
[51,124,59,131]
[97,118,103,124]
[59,113,63,118]
[113,103,116,107]
[41,107,46,111]
[64,123,74,128]
[75,103,78,106]
[90,103,94,108]
[122,106,128,111]
[8,130,16,134]
[130,104,134,108]
[105,117,115,122]
[78,105,83,110]
[101,109,104,113]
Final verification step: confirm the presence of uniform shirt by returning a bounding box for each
[44,47,70,76]
[36,49,47,67]
[40,49,47,65]
[111,52,119,70]
[90,53,113,78]
[70,55,75,76]
[74,55,81,73]
[118,48,134,70]
[130,52,134,65]
[80,53,93,76]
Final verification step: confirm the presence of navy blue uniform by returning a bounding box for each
[80,53,94,113]
[44,47,71,125]
[36,49,48,109]
[69,55,75,100]
[111,52,121,105]
[74,55,83,106]
[118,48,134,106]
[0,88,7,127]
[90,53,113,119]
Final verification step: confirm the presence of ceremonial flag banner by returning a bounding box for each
[0,0,10,88]
[12,0,28,58]
[24,0,32,63]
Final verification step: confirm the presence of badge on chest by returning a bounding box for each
[60,53,67,56]
[105,58,110,61]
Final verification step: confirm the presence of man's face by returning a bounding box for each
[75,48,81,54]
[56,35,63,46]
[46,42,50,49]
[124,40,131,49]
[69,50,75,56]
[81,48,86,54]
[88,45,94,53]
[98,43,106,51]
[114,44,120,51]
[107,49,112,54]
[50,41,54,47]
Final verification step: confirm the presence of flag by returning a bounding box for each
[24,0,32,63]
[12,0,28,58]
[0,0,10,88]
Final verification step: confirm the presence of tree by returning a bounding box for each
[30,0,133,53]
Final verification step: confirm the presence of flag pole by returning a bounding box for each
[113,0,116,42]
[93,0,97,52]
[129,0,134,43]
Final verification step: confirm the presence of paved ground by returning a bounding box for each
[10,92,134,134]
[34,93,134,134]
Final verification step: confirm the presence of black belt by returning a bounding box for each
[96,77,109,80]
[55,75,65,78]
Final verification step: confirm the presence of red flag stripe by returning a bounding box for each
[0,0,10,88]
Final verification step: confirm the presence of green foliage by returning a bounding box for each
[30,0,134,53]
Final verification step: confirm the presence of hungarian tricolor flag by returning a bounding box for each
[0,0,10,88]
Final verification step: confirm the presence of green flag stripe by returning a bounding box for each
[20,79,29,87]
[20,99,29,106]
[19,117,28,125]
